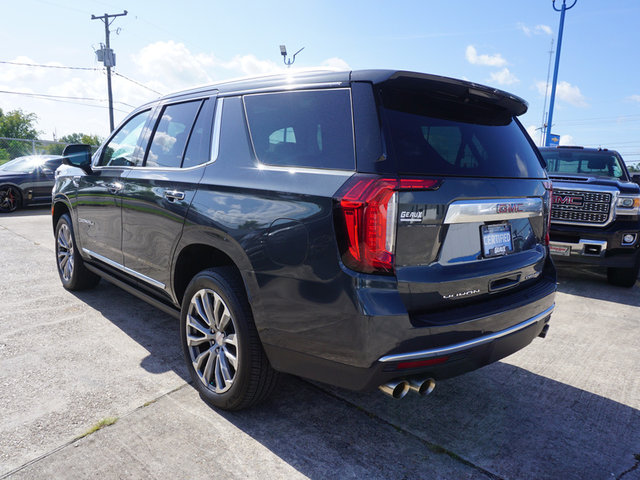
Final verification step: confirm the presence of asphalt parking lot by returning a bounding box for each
[0,206,638,480]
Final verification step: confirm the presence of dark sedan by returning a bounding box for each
[0,155,63,213]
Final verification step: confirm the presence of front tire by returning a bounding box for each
[180,268,278,410]
[55,213,100,290]
[0,185,21,213]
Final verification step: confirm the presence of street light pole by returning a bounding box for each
[545,0,577,146]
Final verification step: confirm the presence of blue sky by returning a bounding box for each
[1,0,639,165]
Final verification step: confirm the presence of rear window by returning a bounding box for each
[381,89,545,178]
[540,149,625,179]
[243,89,355,170]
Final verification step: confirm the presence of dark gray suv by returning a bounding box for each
[53,70,556,410]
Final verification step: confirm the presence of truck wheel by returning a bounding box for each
[180,267,278,410]
[606,264,639,288]
[55,214,100,290]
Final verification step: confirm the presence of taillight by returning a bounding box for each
[543,180,553,245]
[335,175,441,274]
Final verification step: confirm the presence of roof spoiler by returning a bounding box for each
[375,71,528,117]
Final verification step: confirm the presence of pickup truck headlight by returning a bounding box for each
[615,195,640,215]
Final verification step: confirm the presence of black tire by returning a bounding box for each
[55,213,100,290]
[180,267,278,411]
[607,264,640,288]
[0,185,22,213]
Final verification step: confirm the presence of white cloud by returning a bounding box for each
[628,94,640,103]
[559,134,574,146]
[465,45,507,67]
[517,23,552,36]
[489,68,519,86]
[320,57,351,70]
[525,124,543,145]
[536,80,588,107]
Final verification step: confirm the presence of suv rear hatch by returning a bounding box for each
[338,73,552,318]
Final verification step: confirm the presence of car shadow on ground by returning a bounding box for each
[556,265,640,307]
[67,267,639,480]
[69,281,190,382]
[216,364,640,480]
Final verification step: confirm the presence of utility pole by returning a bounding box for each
[540,37,554,146]
[91,10,127,133]
[545,0,577,146]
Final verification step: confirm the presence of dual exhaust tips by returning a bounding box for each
[379,378,436,399]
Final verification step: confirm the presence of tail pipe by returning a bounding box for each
[379,378,436,399]
[378,380,410,399]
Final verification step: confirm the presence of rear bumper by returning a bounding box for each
[264,267,556,391]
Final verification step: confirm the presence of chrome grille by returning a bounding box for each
[551,189,612,225]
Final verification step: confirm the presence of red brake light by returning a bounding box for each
[336,176,440,274]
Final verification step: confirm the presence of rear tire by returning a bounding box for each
[180,267,278,410]
[55,214,100,290]
[607,264,639,288]
[0,185,21,213]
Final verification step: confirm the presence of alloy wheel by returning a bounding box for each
[0,187,19,212]
[56,223,74,282]
[186,288,238,393]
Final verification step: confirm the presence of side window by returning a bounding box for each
[99,110,151,167]
[183,99,215,168]
[145,101,202,168]
[243,89,355,170]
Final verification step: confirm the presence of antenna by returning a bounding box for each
[279,45,305,67]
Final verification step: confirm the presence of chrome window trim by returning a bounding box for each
[242,87,356,172]
[443,198,543,224]
[378,304,555,363]
[91,97,221,173]
[210,97,223,163]
[221,81,348,98]
[82,248,166,290]
[255,163,355,176]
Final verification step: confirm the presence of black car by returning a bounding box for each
[0,155,63,212]
[539,146,640,287]
[53,69,556,410]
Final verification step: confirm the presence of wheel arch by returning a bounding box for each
[52,197,72,234]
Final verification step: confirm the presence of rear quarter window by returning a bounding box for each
[243,89,355,170]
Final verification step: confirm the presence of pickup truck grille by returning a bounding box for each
[551,189,612,225]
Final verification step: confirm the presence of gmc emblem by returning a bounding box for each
[552,195,584,206]
[496,203,524,214]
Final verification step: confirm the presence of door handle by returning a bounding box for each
[107,182,123,194]
[164,190,185,201]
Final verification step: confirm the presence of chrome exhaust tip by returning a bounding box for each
[408,378,436,396]
[378,380,410,399]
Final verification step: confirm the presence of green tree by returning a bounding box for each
[0,108,41,162]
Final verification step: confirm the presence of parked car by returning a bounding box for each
[53,69,556,410]
[0,155,64,213]
[539,146,640,287]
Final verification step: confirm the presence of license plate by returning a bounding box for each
[481,224,513,258]
[549,244,570,256]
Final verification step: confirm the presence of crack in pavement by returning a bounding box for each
[616,453,640,480]
[0,383,193,479]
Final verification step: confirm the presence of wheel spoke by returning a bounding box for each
[224,333,237,347]
[203,348,216,384]
[222,345,237,370]
[218,310,231,332]
[214,354,224,390]
[218,351,233,385]
[187,314,211,338]
[202,292,216,329]
[193,293,210,327]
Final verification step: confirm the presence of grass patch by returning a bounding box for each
[78,417,118,439]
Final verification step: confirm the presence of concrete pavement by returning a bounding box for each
[1,207,638,479]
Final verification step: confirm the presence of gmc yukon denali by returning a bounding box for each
[53,70,556,410]
[539,146,640,287]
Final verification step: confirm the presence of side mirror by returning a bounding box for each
[62,144,92,174]
[632,173,640,186]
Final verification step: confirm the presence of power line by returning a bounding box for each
[0,89,135,108]
[0,60,162,95]
[112,71,162,95]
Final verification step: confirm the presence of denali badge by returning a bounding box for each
[552,195,584,207]
[442,289,481,299]
[496,203,524,214]
[400,211,423,223]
